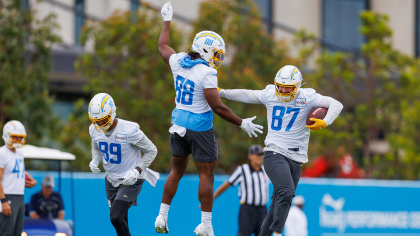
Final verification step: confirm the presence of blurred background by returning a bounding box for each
[2,0,420,235]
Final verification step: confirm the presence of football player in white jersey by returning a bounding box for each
[155,3,263,236]
[0,120,37,236]
[218,65,344,236]
[88,93,159,236]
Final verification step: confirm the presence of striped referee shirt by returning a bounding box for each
[228,163,270,206]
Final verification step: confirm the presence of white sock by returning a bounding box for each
[274,233,281,236]
[159,203,170,220]
[201,211,213,231]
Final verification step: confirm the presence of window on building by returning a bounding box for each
[131,0,139,12]
[322,0,368,51]
[74,0,85,45]
[21,0,29,9]
[253,0,273,33]
[416,0,420,57]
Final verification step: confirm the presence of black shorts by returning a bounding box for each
[170,128,218,163]
[105,178,144,207]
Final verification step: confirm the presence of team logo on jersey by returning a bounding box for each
[295,98,307,107]
[115,133,127,143]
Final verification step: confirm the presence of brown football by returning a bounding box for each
[306,107,328,126]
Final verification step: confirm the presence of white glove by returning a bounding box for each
[122,169,140,185]
[240,116,263,138]
[89,158,101,174]
[161,2,173,22]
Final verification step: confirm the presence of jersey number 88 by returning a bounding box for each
[175,75,195,105]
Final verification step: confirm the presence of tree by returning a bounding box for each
[295,11,419,179]
[72,7,183,171]
[0,0,61,145]
[68,0,293,173]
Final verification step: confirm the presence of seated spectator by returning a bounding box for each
[29,175,64,219]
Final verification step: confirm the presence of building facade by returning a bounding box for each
[28,0,420,118]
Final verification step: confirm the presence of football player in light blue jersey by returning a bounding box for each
[218,65,344,236]
[155,3,263,236]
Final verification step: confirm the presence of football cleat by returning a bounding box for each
[194,223,214,236]
[155,215,169,234]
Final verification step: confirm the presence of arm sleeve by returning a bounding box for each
[132,134,158,171]
[91,141,102,163]
[317,96,344,126]
[219,89,263,104]
[227,166,243,186]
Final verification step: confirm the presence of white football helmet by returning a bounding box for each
[88,93,117,132]
[190,31,226,69]
[274,65,303,102]
[2,120,26,148]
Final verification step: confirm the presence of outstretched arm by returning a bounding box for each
[213,181,230,201]
[219,88,262,104]
[158,3,176,65]
[205,88,242,126]
[205,88,263,137]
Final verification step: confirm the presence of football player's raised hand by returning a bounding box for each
[161,2,173,22]
[305,118,327,130]
[240,116,264,138]
[89,158,101,174]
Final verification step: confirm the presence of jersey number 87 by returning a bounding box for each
[271,106,300,131]
[99,142,122,164]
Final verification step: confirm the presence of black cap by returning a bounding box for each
[248,145,264,155]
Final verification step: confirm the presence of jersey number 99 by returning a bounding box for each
[98,142,122,164]
[175,75,195,105]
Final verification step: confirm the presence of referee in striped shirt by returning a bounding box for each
[213,145,269,236]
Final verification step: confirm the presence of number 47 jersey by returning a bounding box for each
[89,119,144,181]
[260,85,322,163]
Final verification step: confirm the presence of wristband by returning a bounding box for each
[135,166,142,174]
[1,198,7,203]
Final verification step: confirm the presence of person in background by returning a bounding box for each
[284,196,308,236]
[29,175,64,219]
[213,145,269,236]
[302,150,338,178]
[336,146,362,179]
[0,120,37,236]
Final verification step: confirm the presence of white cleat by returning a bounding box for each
[194,223,214,236]
[155,215,169,234]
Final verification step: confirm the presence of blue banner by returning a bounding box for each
[23,172,420,236]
